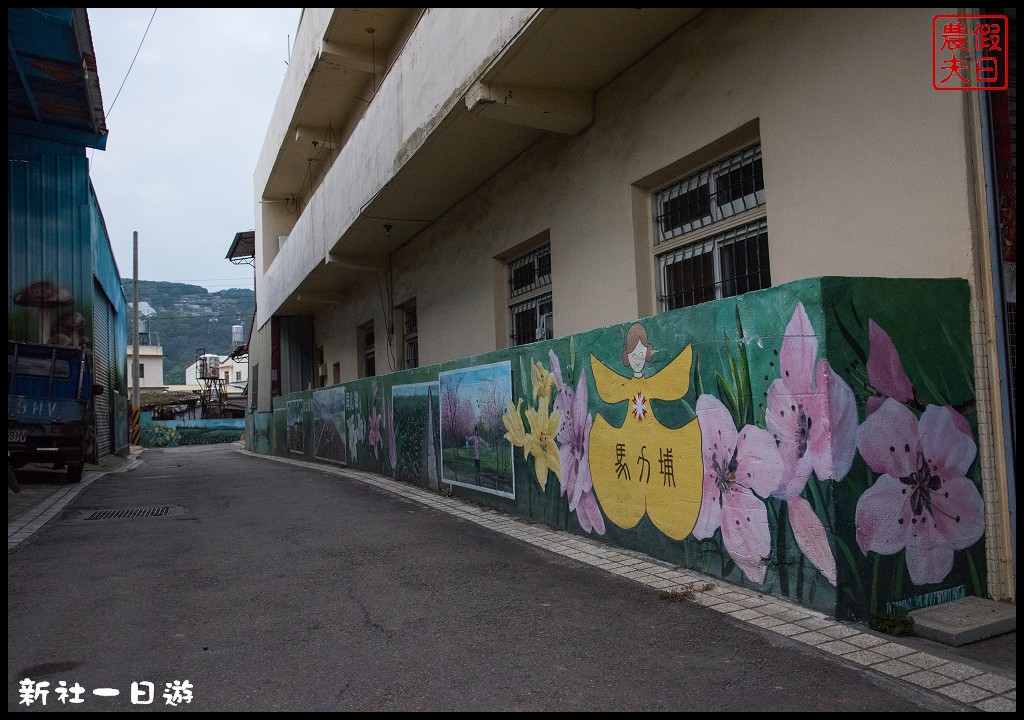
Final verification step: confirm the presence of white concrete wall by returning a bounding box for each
[220,357,249,384]
[128,346,165,388]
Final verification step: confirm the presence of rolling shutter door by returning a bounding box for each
[93,282,112,459]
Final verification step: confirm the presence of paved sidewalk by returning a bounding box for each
[240,448,1016,714]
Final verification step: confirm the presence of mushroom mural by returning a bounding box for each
[13,281,75,343]
[53,310,86,346]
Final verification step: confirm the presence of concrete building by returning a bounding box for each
[127,317,165,388]
[245,9,1015,620]
[127,343,166,388]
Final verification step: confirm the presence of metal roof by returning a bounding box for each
[7,7,108,150]
[226,230,256,262]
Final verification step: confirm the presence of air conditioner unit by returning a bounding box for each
[317,364,328,376]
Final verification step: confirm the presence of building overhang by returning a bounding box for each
[262,8,704,319]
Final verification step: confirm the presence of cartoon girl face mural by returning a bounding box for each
[623,322,654,378]
[588,322,704,540]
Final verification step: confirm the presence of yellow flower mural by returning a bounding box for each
[502,398,526,447]
[524,402,562,491]
[502,363,564,492]
[532,359,556,402]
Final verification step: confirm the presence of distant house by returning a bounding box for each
[127,343,165,388]
[222,356,248,386]
[129,301,157,318]
[127,316,165,387]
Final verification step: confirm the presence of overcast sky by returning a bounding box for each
[86,8,302,294]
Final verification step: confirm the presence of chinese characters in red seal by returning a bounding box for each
[933,15,1009,90]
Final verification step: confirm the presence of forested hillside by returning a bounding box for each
[120,280,254,384]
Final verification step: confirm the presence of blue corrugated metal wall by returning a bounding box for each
[8,137,129,457]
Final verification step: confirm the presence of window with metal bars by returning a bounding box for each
[507,244,553,346]
[403,300,419,369]
[658,220,770,311]
[361,323,375,377]
[654,142,770,312]
[654,143,765,245]
[508,245,551,298]
[510,293,553,347]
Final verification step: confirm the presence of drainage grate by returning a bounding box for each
[86,507,170,521]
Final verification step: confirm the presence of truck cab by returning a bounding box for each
[7,340,102,483]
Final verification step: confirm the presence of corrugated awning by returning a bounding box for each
[7,8,108,150]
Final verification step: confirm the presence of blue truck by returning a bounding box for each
[8,340,102,483]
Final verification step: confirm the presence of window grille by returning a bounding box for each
[403,301,419,369]
[654,143,765,245]
[510,292,553,347]
[508,245,552,298]
[363,324,375,377]
[657,220,770,311]
[507,243,554,347]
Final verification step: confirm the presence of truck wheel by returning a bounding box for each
[66,463,84,484]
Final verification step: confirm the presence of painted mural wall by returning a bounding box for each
[139,412,245,447]
[258,277,984,622]
[246,412,272,456]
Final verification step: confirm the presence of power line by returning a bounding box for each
[103,8,158,121]
[137,315,251,321]
[131,277,255,282]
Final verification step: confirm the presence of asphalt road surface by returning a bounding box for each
[8,444,984,711]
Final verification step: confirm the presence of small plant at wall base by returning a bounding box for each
[869,605,914,636]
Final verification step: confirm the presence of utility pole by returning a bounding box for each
[132,231,140,444]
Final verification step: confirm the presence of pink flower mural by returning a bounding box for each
[764,302,857,586]
[865,320,915,415]
[855,399,985,585]
[548,350,605,535]
[863,320,973,436]
[368,405,382,460]
[694,394,783,584]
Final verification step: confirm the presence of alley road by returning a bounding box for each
[8,444,975,711]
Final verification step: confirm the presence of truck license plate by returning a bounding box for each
[8,429,27,443]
